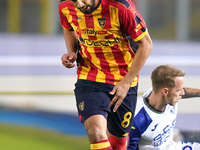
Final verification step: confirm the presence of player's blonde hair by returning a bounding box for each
[151,65,185,93]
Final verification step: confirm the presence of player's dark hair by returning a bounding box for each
[151,65,185,93]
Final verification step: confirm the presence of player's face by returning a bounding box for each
[164,76,185,106]
[70,0,96,14]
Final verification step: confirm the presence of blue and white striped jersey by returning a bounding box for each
[128,88,200,150]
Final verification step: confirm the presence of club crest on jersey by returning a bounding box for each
[98,18,106,28]
[78,101,84,111]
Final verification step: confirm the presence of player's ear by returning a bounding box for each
[161,88,168,96]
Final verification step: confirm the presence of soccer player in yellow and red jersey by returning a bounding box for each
[59,0,152,149]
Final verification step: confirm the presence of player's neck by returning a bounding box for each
[148,91,167,111]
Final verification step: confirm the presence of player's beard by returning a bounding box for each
[78,0,95,14]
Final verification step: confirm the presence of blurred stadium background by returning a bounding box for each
[0,0,200,148]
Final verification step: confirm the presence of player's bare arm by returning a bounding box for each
[182,87,200,99]
[109,32,153,112]
[61,29,78,68]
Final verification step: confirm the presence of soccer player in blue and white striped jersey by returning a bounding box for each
[128,65,200,150]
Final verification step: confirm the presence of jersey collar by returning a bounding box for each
[143,94,166,114]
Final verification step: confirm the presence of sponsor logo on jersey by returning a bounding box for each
[77,28,98,36]
[76,27,107,36]
[78,36,120,47]
[153,119,176,148]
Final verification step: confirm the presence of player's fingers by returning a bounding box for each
[68,55,74,60]
[61,58,70,66]
[62,60,70,65]
[109,85,117,95]
[113,98,123,112]
[61,54,68,60]
[109,95,118,107]
[69,63,76,68]
[63,62,76,68]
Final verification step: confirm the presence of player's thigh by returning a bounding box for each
[74,79,111,123]
[107,85,138,137]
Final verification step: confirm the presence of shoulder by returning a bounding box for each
[134,106,153,131]
[131,96,153,135]
[132,89,153,131]
[128,92,153,148]
[128,105,153,147]
[111,0,131,8]
[134,88,152,115]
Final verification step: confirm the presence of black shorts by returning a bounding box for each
[74,79,138,137]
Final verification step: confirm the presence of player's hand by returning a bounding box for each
[61,52,77,68]
[109,80,130,112]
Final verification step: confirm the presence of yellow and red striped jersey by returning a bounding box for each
[59,0,147,86]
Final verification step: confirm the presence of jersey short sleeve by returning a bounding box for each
[59,1,73,31]
[118,0,147,41]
